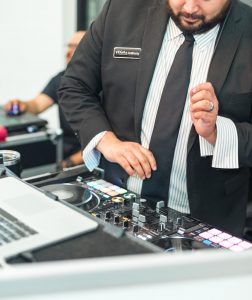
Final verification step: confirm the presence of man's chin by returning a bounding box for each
[180,21,202,31]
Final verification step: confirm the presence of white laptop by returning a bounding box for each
[0,177,98,261]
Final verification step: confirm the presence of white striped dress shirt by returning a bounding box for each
[83,19,238,213]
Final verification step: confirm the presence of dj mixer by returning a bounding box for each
[36,167,252,253]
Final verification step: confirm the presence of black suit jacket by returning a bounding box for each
[59,0,252,236]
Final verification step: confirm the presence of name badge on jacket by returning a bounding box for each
[113,47,141,59]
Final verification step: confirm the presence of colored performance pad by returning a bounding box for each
[87,179,128,197]
[197,227,252,251]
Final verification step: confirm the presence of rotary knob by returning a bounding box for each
[124,193,137,201]
[140,198,147,207]
[105,211,112,221]
[123,220,129,229]
[133,224,139,233]
[112,197,124,208]
[114,215,120,224]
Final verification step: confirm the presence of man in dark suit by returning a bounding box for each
[59,0,252,236]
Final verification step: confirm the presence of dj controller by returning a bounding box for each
[31,166,252,253]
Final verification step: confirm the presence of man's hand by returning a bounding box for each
[190,82,219,145]
[96,131,157,179]
[4,99,28,113]
[4,94,54,115]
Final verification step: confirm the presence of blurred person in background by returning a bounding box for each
[5,31,86,169]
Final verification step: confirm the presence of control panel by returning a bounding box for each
[39,169,252,253]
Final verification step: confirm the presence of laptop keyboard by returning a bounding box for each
[0,208,37,246]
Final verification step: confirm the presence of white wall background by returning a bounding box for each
[0,0,76,129]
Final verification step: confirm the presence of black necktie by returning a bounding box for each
[142,33,195,203]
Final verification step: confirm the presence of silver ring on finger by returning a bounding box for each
[208,101,214,112]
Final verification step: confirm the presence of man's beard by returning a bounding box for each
[167,0,231,34]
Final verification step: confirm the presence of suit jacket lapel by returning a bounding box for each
[207,3,243,97]
[134,0,169,140]
[187,2,243,153]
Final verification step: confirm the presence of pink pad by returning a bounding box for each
[0,126,8,142]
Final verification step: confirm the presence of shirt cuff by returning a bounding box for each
[83,131,107,171]
[199,116,238,169]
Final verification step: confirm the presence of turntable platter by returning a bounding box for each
[41,184,99,210]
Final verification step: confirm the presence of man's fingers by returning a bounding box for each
[98,135,157,179]
[191,82,214,96]
[140,147,157,171]
[191,90,211,104]
[192,111,215,122]
[123,149,148,179]
[117,145,157,180]
[127,155,145,179]
[126,146,157,179]
[191,99,214,112]
[118,155,136,177]
[4,100,23,112]
[132,152,151,180]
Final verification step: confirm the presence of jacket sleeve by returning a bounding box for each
[58,0,112,150]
